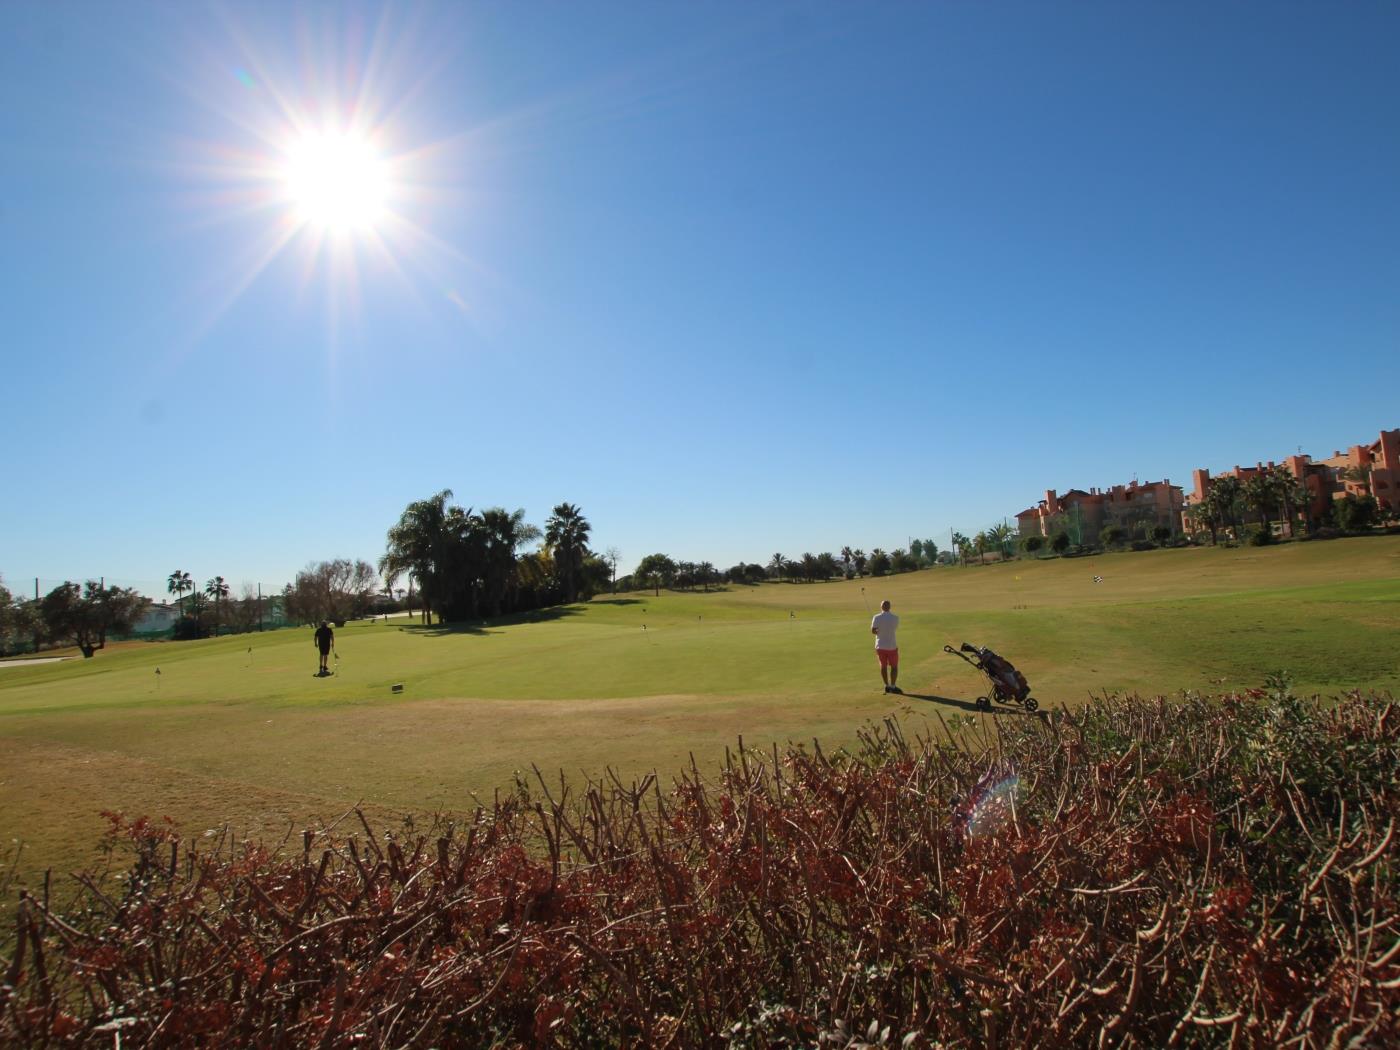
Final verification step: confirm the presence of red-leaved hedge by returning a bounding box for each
[2,687,1397,1047]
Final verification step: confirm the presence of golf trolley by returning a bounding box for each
[943,643,1039,712]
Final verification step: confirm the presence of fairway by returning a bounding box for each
[3,537,1399,883]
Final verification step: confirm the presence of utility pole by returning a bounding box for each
[33,578,40,654]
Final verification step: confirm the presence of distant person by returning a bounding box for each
[870,599,900,694]
[314,621,334,676]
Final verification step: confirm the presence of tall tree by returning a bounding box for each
[204,576,229,636]
[840,546,855,577]
[951,532,971,566]
[768,553,788,581]
[479,507,540,616]
[1242,473,1274,532]
[167,570,192,616]
[1207,476,1243,540]
[383,489,457,625]
[544,502,591,603]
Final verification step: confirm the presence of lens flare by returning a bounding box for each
[960,772,1021,839]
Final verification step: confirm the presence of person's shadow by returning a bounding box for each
[900,691,1040,716]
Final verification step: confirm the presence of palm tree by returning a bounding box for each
[383,489,457,625]
[697,561,715,592]
[973,532,989,564]
[768,553,788,581]
[1284,472,1313,535]
[1267,466,1301,537]
[544,502,591,603]
[840,546,855,577]
[479,507,540,616]
[951,532,971,566]
[204,576,229,636]
[1242,473,1274,533]
[167,570,192,617]
[1207,476,1243,541]
[852,549,867,577]
[987,522,1012,560]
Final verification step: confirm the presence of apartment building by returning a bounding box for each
[1185,427,1398,532]
[1017,479,1184,543]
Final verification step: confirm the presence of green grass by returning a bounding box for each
[3,536,1399,882]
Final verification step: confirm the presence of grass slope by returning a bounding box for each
[2,536,1398,882]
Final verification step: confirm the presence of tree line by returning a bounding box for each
[617,540,947,595]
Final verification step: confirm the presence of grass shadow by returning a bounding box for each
[396,605,587,636]
[395,622,492,637]
[902,691,1039,716]
[591,599,645,607]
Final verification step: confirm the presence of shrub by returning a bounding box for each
[1099,525,1128,548]
[1049,532,1071,554]
[1334,493,1379,532]
[1020,535,1045,554]
[171,616,204,641]
[5,691,1396,1047]
[1248,525,1276,546]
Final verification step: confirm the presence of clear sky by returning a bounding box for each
[3,1,1398,597]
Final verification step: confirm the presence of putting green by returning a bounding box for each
[2,536,1398,883]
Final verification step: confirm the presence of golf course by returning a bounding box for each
[3,536,1398,883]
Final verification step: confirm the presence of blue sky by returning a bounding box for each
[3,1,1398,597]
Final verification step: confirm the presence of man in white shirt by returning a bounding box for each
[870,599,901,694]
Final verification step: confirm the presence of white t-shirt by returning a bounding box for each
[871,611,899,650]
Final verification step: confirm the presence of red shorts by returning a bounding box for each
[876,648,899,669]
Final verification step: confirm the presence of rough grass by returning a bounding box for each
[1,536,1398,884]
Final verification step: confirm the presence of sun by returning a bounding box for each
[280,130,390,233]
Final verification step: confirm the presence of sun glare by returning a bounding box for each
[281,131,389,233]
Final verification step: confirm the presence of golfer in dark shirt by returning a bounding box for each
[314,621,334,675]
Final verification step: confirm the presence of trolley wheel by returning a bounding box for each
[976,696,991,711]
[1024,697,1039,713]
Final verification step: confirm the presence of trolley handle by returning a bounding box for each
[944,643,980,668]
